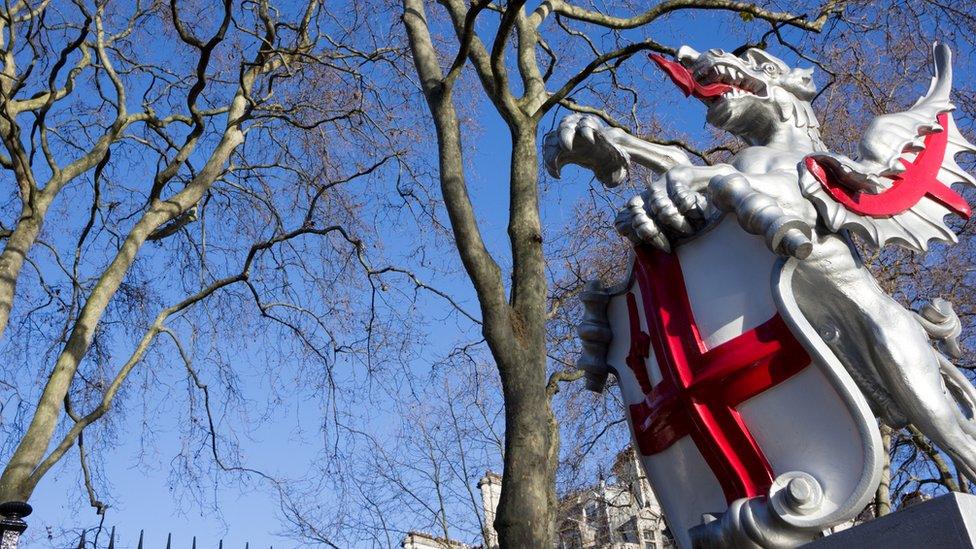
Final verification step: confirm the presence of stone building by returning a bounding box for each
[555,449,673,549]
[477,472,502,548]
[402,447,673,549]
[402,532,472,549]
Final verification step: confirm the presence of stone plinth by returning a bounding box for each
[804,493,976,549]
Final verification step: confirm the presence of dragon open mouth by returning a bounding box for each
[650,54,767,102]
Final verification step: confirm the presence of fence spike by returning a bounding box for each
[107,526,116,549]
[77,529,86,549]
[137,530,144,549]
[192,536,197,549]
[166,532,172,549]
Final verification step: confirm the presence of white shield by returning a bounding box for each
[599,218,882,549]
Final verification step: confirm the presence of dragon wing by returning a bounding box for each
[799,43,975,251]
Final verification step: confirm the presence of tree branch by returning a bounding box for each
[532,0,843,32]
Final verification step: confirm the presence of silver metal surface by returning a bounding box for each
[577,280,612,392]
[548,43,976,548]
[688,472,830,549]
[799,44,976,251]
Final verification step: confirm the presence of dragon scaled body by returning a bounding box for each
[545,42,976,547]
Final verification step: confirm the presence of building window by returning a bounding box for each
[642,528,657,549]
[617,517,639,544]
[584,501,599,520]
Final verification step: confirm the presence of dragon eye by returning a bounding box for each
[762,63,779,75]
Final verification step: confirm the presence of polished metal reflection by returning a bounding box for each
[548,43,976,548]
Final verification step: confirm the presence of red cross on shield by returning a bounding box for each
[600,218,882,549]
[625,244,809,504]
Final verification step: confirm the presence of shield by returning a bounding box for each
[595,218,883,548]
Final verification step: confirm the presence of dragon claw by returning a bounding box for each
[559,122,576,151]
[542,113,631,187]
[651,185,696,235]
[579,124,596,145]
[608,166,629,186]
[615,195,671,252]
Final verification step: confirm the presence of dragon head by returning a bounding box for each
[652,46,821,145]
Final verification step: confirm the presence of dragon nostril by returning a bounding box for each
[708,48,725,57]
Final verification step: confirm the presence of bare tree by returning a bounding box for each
[279,355,505,547]
[399,0,841,543]
[0,0,436,525]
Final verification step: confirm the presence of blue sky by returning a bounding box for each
[18,2,976,548]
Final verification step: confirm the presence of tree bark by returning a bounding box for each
[492,131,557,547]
[875,423,892,516]
[0,206,47,338]
[401,1,559,542]
[493,347,557,547]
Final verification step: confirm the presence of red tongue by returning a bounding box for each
[649,54,732,100]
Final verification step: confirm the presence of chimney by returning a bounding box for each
[477,472,502,549]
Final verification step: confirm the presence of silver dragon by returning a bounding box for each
[545,43,976,491]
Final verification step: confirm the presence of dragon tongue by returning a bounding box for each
[649,54,732,100]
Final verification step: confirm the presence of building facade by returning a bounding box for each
[555,449,673,549]
[402,448,673,549]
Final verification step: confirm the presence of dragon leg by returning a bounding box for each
[795,237,976,483]
[709,172,814,259]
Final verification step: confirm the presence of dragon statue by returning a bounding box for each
[545,43,976,546]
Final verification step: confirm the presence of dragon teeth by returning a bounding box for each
[704,64,759,92]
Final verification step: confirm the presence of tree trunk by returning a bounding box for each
[0,206,171,502]
[0,125,243,502]
[428,97,557,545]
[493,348,558,547]
[492,130,558,547]
[401,4,559,540]
[875,423,892,516]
